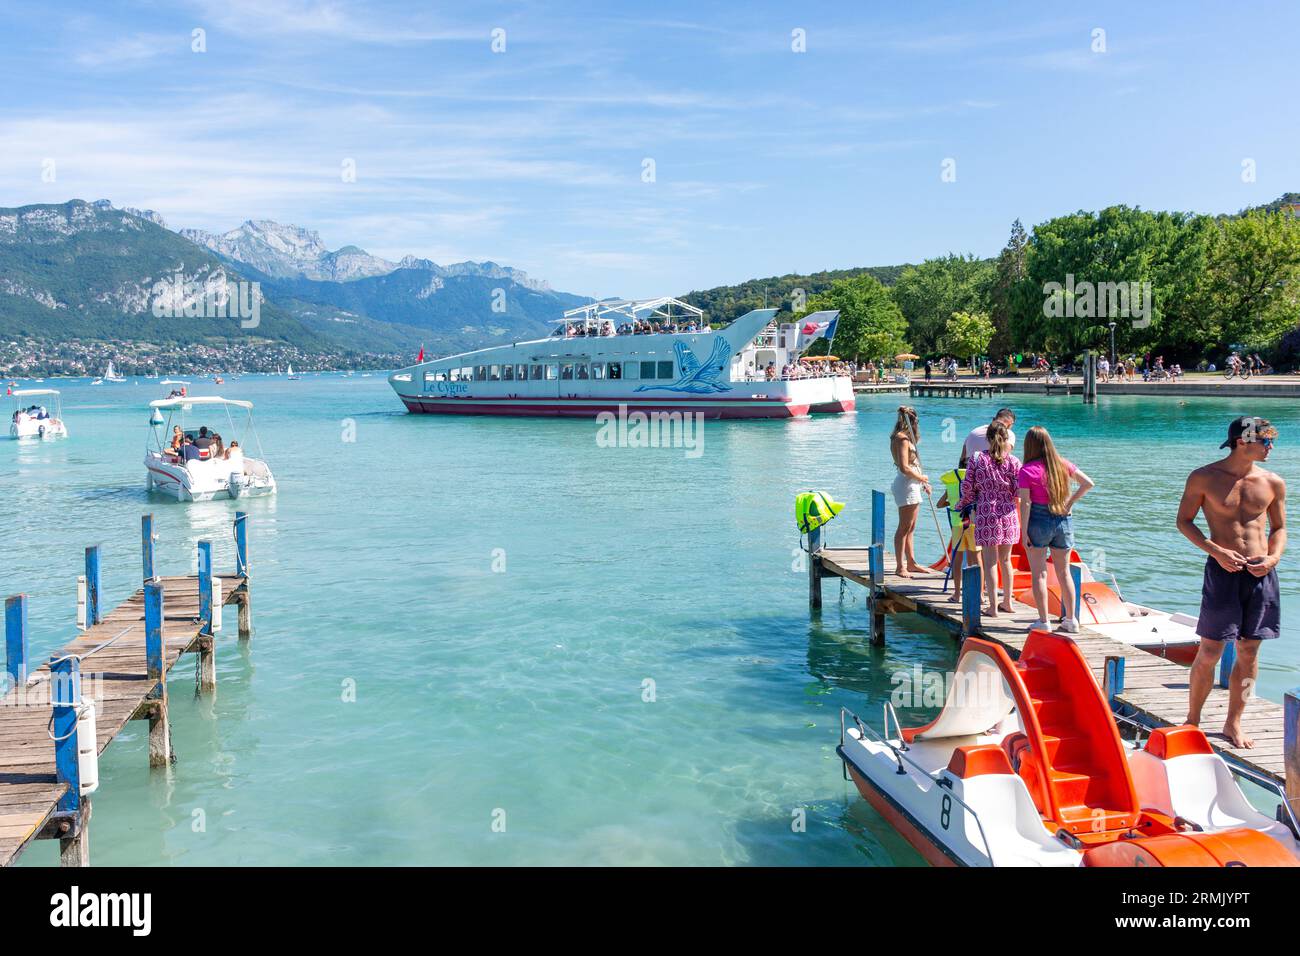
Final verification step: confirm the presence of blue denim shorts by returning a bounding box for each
[1026,503,1074,549]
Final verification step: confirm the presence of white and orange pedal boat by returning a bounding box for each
[838,630,1299,867]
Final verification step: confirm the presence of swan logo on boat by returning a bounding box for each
[635,339,732,394]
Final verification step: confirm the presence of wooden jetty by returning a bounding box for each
[1,512,254,867]
[805,490,1299,812]
[908,381,1003,399]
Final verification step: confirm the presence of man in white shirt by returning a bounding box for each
[960,408,1016,466]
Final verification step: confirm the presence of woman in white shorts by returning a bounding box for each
[890,405,930,576]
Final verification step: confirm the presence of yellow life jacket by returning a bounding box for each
[795,491,844,534]
[940,469,967,531]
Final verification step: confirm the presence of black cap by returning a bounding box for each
[1220,416,1267,449]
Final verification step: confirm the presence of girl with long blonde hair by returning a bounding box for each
[1016,425,1095,633]
[889,406,930,577]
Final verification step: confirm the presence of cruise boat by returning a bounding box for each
[838,630,1299,867]
[145,397,276,501]
[387,297,855,419]
[8,388,69,439]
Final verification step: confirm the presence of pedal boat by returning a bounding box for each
[938,542,1202,664]
[144,396,276,501]
[9,388,68,439]
[837,630,1299,867]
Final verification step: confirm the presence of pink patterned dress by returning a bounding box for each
[958,451,1022,547]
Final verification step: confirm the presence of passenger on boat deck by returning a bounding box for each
[170,425,183,455]
[181,436,199,461]
[224,440,240,460]
[765,362,777,381]
[194,426,214,456]
[211,433,224,459]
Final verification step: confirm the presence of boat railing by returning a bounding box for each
[839,706,996,864]
[1110,709,1300,838]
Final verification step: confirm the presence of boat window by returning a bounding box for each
[530,364,544,380]
[462,367,474,381]
[592,363,606,380]
[576,363,589,380]
[657,360,673,379]
[640,360,656,379]
[489,365,501,381]
[515,364,527,380]
[448,368,460,381]
[502,365,514,381]
[607,362,621,380]
[545,364,558,380]
[560,363,574,380]
[426,371,447,382]
[476,366,488,381]
[623,361,639,380]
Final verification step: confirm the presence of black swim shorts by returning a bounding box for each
[1196,557,1280,641]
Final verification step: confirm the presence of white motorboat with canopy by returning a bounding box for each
[9,388,69,439]
[145,396,276,501]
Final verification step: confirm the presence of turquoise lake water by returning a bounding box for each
[4,376,1297,866]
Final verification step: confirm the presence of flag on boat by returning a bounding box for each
[795,310,839,351]
[417,345,425,363]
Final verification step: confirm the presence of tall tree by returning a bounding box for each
[940,311,995,364]
[806,274,909,361]
[1192,211,1300,353]
[988,219,1027,360]
[891,254,995,354]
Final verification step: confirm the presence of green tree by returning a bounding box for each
[806,274,909,361]
[892,254,995,353]
[940,311,995,364]
[988,219,1027,360]
[1192,211,1300,354]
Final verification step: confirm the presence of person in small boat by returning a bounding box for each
[181,435,200,462]
[210,432,224,459]
[1016,426,1095,634]
[223,439,241,460]
[890,406,930,577]
[958,420,1021,616]
[1178,416,1286,749]
[194,426,215,458]
[170,426,184,455]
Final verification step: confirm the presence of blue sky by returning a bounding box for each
[2,1,1298,299]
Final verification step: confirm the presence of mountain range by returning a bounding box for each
[0,200,591,361]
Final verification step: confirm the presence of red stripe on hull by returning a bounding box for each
[846,765,957,867]
[397,397,811,419]
[810,399,856,413]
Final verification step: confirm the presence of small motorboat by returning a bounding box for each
[838,630,1299,867]
[9,388,69,439]
[144,396,276,501]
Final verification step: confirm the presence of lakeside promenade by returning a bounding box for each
[889,372,1300,400]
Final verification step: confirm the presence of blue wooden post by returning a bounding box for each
[5,594,28,689]
[197,540,213,638]
[84,545,102,626]
[871,489,885,552]
[144,580,171,766]
[1104,655,1126,705]
[1069,562,1083,623]
[961,565,982,637]
[145,581,165,688]
[49,654,82,814]
[868,542,885,645]
[234,511,249,577]
[142,513,155,583]
[1219,640,1237,690]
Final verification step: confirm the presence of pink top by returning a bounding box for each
[1017,458,1076,505]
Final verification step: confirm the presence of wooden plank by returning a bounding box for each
[0,570,248,867]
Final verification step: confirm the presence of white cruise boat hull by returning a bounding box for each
[389,307,856,420]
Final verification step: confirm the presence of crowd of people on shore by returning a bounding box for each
[886,404,1285,748]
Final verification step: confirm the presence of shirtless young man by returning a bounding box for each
[1176,416,1286,748]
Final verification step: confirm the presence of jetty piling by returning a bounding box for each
[808,487,1296,806]
[235,511,252,638]
[0,512,253,867]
